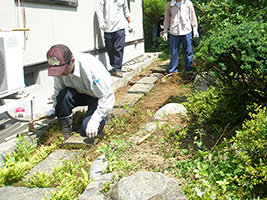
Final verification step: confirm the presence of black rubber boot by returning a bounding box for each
[58,114,73,140]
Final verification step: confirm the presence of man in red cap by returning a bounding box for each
[46,44,115,140]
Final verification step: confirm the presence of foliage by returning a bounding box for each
[184,86,249,135]
[234,0,267,8]
[161,122,187,157]
[0,134,90,199]
[143,0,168,49]
[97,139,136,173]
[148,36,171,60]
[195,21,267,106]
[176,105,267,199]
[0,134,56,186]
[28,158,91,200]
[194,0,266,33]
[14,134,37,161]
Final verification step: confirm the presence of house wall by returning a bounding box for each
[0,0,144,66]
[0,0,144,114]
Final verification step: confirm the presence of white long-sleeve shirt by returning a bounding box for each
[97,0,131,33]
[163,0,198,36]
[51,52,115,123]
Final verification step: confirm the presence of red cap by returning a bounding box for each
[46,44,72,76]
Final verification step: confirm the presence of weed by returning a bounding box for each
[97,139,135,173]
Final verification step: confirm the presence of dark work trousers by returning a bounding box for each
[55,87,105,136]
[104,29,125,72]
[169,32,193,73]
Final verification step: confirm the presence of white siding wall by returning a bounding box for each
[0,0,144,66]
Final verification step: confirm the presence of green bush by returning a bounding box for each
[177,105,267,199]
[195,21,267,105]
[184,86,248,135]
[224,105,267,197]
[195,0,266,33]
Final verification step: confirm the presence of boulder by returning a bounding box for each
[104,171,187,200]
[152,103,186,121]
[193,72,213,93]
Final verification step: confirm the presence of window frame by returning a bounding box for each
[16,0,78,8]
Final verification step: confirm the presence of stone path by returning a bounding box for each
[0,53,170,200]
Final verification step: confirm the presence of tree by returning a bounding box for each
[143,0,168,50]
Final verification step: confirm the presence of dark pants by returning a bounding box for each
[104,29,125,72]
[169,32,193,73]
[55,87,105,136]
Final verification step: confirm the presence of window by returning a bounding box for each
[17,0,78,7]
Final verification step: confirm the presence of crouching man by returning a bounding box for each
[46,44,115,140]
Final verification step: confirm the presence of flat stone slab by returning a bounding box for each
[127,84,154,95]
[109,108,133,117]
[25,149,82,178]
[136,76,158,84]
[152,64,168,73]
[65,135,96,145]
[114,93,144,108]
[0,186,56,200]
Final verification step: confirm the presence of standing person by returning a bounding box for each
[97,0,134,78]
[163,0,199,75]
[46,44,115,140]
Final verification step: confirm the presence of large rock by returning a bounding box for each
[193,72,213,93]
[78,154,114,200]
[104,171,188,200]
[152,103,186,121]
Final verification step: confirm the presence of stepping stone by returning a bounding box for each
[109,108,133,117]
[64,135,97,146]
[135,76,158,84]
[152,64,168,73]
[0,187,56,200]
[127,84,154,95]
[114,93,144,108]
[25,150,82,177]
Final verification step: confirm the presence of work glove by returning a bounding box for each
[99,22,105,30]
[86,118,99,138]
[163,33,168,41]
[46,107,55,117]
[128,23,134,33]
[193,27,199,38]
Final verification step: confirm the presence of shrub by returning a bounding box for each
[224,105,267,198]
[195,0,266,33]
[177,105,267,199]
[184,86,248,136]
[195,21,267,105]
